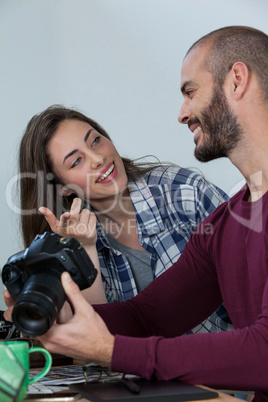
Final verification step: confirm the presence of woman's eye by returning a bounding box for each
[71,157,82,168]
[92,136,100,146]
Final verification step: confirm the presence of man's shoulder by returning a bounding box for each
[199,185,245,227]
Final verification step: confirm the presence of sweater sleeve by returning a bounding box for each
[111,276,268,393]
[94,231,268,394]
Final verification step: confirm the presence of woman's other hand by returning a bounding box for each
[3,289,14,322]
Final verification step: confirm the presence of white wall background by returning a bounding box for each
[0,0,267,309]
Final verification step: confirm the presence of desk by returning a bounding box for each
[196,386,244,401]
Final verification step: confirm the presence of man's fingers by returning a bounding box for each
[56,301,74,324]
[61,272,87,312]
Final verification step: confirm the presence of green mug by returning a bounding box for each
[0,340,52,402]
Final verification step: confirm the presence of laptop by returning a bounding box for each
[70,378,218,401]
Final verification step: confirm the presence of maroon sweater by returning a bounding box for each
[94,186,268,401]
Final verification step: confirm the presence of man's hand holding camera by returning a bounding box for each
[39,271,115,366]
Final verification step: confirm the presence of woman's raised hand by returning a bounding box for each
[40,198,107,304]
[39,198,97,247]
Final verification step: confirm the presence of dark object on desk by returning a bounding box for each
[70,378,219,401]
[0,310,21,339]
[121,377,140,394]
[30,352,73,368]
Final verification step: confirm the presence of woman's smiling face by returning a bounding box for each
[48,119,128,208]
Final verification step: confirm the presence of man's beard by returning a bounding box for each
[194,84,243,162]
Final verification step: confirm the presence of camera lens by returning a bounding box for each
[12,270,65,336]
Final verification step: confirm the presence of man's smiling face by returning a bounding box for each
[178,44,242,162]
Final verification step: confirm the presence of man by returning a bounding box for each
[4,26,268,400]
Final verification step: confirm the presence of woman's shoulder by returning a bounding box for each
[142,165,228,202]
[144,165,208,186]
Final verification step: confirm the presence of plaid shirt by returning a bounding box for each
[95,166,233,333]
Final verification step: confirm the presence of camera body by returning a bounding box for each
[2,232,97,336]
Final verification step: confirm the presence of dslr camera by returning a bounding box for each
[2,232,97,337]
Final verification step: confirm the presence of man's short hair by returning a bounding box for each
[187,26,268,100]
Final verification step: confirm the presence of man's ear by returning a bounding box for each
[230,62,249,100]
[58,185,73,197]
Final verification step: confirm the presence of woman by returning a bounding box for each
[19,104,232,332]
